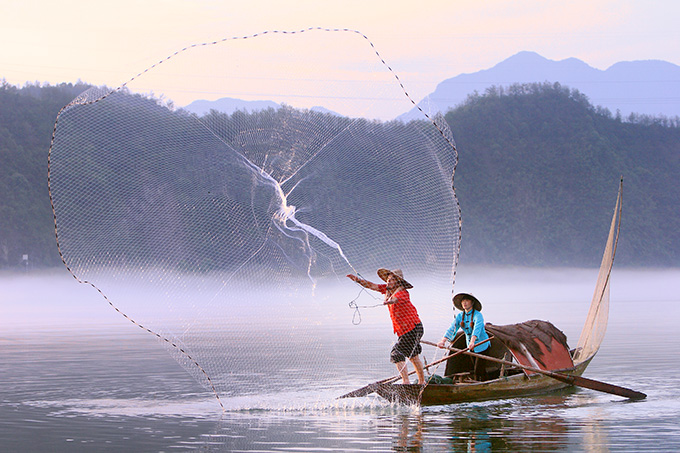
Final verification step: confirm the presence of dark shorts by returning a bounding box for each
[390,323,424,363]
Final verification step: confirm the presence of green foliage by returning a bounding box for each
[0,81,91,267]
[0,81,678,268]
[446,82,680,266]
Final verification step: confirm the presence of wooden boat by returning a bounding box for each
[345,181,641,406]
[373,320,595,406]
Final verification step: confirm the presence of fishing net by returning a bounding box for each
[48,28,460,409]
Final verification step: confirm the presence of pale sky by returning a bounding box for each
[2,0,679,118]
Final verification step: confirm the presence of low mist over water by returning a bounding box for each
[1,266,678,451]
[3,266,677,336]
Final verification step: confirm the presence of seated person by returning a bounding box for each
[437,293,491,380]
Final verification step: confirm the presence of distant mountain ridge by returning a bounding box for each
[183,52,680,122]
[182,97,279,116]
[182,97,341,117]
[400,51,680,121]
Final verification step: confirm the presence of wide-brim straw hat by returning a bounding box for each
[377,268,413,289]
[453,293,482,311]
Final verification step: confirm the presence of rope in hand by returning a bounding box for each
[348,299,384,325]
[347,274,383,325]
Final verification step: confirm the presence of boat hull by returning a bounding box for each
[374,357,593,406]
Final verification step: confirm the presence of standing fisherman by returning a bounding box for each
[347,268,425,384]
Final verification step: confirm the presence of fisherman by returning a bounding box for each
[437,293,491,381]
[347,268,425,385]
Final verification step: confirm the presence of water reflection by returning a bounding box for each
[176,400,577,452]
[2,268,679,451]
[441,408,493,452]
[392,413,423,452]
[581,406,609,453]
[411,396,576,452]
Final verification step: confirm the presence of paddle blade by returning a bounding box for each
[569,374,647,400]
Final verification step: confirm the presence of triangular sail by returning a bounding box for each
[573,180,623,365]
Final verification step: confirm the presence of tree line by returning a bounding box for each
[0,80,92,268]
[447,82,679,266]
[0,80,678,269]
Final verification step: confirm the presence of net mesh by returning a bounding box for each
[48,28,460,408]
[573,180,622,364]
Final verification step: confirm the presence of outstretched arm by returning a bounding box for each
[346,274,382,292]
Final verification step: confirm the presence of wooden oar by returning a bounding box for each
[421,340,646,400]
[338,337,493,399]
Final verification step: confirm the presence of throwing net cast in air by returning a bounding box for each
[48,28,460,409]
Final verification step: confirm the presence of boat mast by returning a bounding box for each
[573,179,623,365]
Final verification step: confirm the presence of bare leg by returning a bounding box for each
[395,361,410,384]
[410,355,425,384]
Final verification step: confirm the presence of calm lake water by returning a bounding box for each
[1,267,679,452]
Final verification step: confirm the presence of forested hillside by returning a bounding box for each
[0,81,91,267]
[448,82,680,266]
[0,81,678,269]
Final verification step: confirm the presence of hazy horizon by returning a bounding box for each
[4,266,677,340]
[2,1,679,120]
